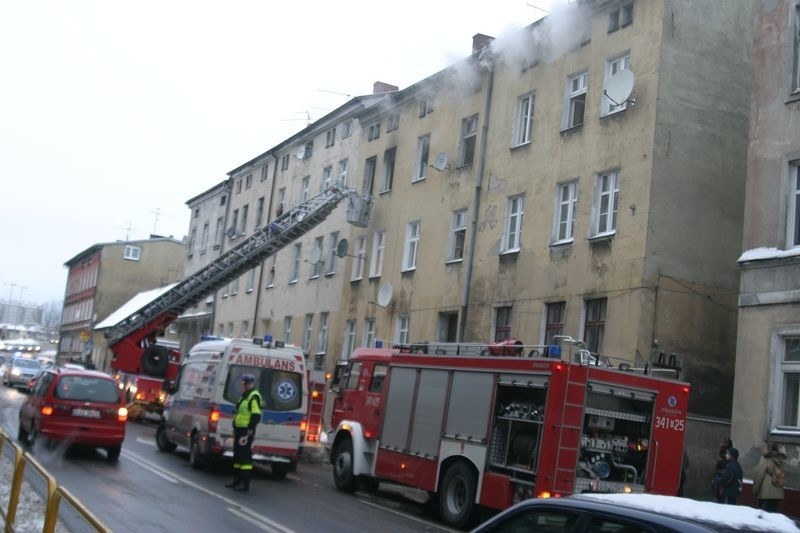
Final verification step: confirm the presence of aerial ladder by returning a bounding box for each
[106,183,372,382]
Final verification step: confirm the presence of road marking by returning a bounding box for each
[357,497,454,532]
[122,452,179,484]
[122,449,297,533]
[136,436,156,447]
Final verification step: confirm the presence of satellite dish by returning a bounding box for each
[294,146,306,160]
[336,238,349,258]
[432,152,449,172]
[604,69,635,105]
[225,227,236,238]
[376,282,393,308]
[309,246,322,264]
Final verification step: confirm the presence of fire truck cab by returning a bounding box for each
[324,341,689,529]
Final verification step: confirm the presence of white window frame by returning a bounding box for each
[402,221,420,272]
[338,159,349,186]
[311,236,324,278]
[303,314,313,353]
[322,166,332,191]
[413,134,430,182]
[381,147,396,193]
[351,236,367,281]
[603,53,632,115]
[265,255,276,288]
[788,161,800,248]
[387,114,400,132]
[123,245,141,261]
[283,316,292,345]
[240,204,248,236]
[772,329,800,432]
[592,170,620,237]
[215,217,224,247]
[301,176,310,203]
[317,312,329,354]
[367,122,380,141]
[246,268,255,292]
[363,318,376,348]
[343,320,356,360]
[794,5,800,93]
[341,120,353,138]
[326,231,339,275]
[325,127,336,148]
[290,243,302,283]
[369,230,385,278]
[553,180,578,245]
[201,223,209,251]
[502,195,524,253]
[255,197,264,229]
[448,209,467,262]
[188,229,196,255]
[514,92,534,146]
[564,71,588,130]
[459,115,478,167]
[363,156,376,195]
[395,315,410,345]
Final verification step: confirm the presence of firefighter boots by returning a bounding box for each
[232,470,251,492]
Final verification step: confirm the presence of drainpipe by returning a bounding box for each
[458,55,495,342]
[251,154,280,337]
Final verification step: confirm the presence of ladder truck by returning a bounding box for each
[104,183,371,413]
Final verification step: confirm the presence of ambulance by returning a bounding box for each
[156,336,308,476]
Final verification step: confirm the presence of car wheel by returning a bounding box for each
[271,462,291,478]
[17,420,29,444]
[438,462,478,529]
[106,446,121,462]
[188,435,203,469]
[332,438,356,493]
[155,424,177,452]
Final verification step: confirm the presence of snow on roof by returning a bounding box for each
[94,283,178,330]
[580,494,799,532]
[739,247,800,263]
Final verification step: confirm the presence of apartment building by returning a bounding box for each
[59,236,185,369]
[732,0,800,510]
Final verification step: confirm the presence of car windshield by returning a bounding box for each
[14,359,41,370]
[55,376,120,403]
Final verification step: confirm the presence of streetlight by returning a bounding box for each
[3,282,17,323]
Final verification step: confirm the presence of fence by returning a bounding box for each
[0,429,110,533]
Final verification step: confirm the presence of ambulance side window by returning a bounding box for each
[345,362,362,390]
[369,364,388,393]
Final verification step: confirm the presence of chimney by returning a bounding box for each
[472,33,495,54]
[373,81,399,94]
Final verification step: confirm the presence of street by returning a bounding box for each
[0,385,454,532]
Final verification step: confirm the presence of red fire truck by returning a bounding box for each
[324,339,690,529]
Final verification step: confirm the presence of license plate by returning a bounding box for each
[72,408,100,419]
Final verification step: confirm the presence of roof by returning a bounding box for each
[93,283,178,330]
[64,237,184,267]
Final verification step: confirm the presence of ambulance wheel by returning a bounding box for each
[271,462,291,478]
[332,438,356,493]
[155,424,177,452]
[438,462,478,529]
[189,435,204,469]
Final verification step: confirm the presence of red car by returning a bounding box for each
[18,367,128,461]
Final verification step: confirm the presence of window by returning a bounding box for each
[494,307,512,341]
[231,275,239,295]
[341,120,353,138]
[414,134,430,182]
[609,2,634,32]
[788,162,800,247]
[381,147,396,192]
[565,72,587,129]
[123,245,140,261]
[460,115,478,166]
[545,302,566,345]
[188,229,196,256]
[514,92,534,146]
[344,362,362,390]
[277,188,286,215]
[246,268,255,292]
[367,122,380,141]
[311,236,324,278]
[402,221,420,271]
[554,181,578,244]
[322,166,332,191]
[338,159,349,186]
[593,170,619,237]
[260,164,268,182]
[240,204,248,235]
[265,255,276,288]
[290,243,302,283]
[369,230,385,277]
[201,223,209,251]
[317,312,329,354]
[255,197,264,229]
[449,209,467,261]
[370,364,388,393]
[301,176,310,203]
[363,156,376,195]
[236,179,242,194]
[387,114,399,132]
[419,97,433,117]
[325,127,336,148]
[604,53,632,115]
[363,318,376,348]
[194,208,200,219]
[395,315,410,345]
[283,316,292,345]
[351,236,367,281]
[777,337,800,430]
[794,5,800,93]
[215,217,224,247]
[303,140,314,159]
[343,320,356,360]
[584,298,607,355]
[326,231,339,275]
[220,195,227,206]
[303,314,313,353]
[502,194,524,253]
[230,209,239,239]
[281,154,290,171]
[437,312,459,342]
[245,173,252,189]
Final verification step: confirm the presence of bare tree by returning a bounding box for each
[41,300,62,332]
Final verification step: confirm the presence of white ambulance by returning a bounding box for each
[155,336,308,476]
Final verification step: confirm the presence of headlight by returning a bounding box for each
[11,368,21,376]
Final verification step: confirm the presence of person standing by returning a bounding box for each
[225,373,262,492]
[753,442,787,512]
[712,438,733,502]
[713,447,743,505]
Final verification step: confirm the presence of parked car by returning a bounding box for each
[3,356,43,389]
[471,493,800,533]
[18,367,128,461]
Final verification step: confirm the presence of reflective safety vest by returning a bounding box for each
[234,389,262,428]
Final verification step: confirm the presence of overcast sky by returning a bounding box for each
[0,0,555,306]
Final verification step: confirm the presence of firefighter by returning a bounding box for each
[225,373,262,492]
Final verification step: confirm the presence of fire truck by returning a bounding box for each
[101,183,371,415]
[324,338,690,529]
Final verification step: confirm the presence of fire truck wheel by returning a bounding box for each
[189,435,204,469]
[141,345,170,376]
[155,424,177,452]
[438,462,478,529]
[332,439,357,493]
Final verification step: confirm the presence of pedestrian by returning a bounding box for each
[713,447,743,505]
[753,442,786,513]
[225,373,262,492]
[712,438,733,502]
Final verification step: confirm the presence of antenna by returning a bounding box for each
[604,69,635,107]
[318,88,353,100]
